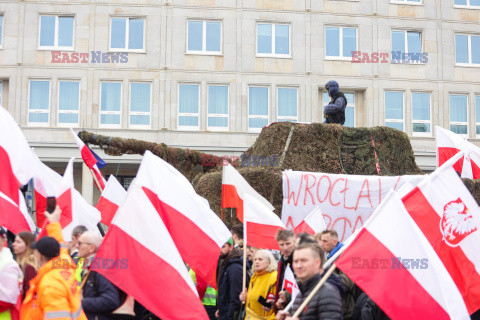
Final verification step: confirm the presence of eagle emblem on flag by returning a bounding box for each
[440,198,477,247]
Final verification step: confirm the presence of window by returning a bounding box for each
[277,87,297,122]
[187,20,221,54]
[454,0,480,8]
[476,95,480,135]
[385,91,404,131]
[412,92,431,136]
[391,30,422,63]
[455,34,480,66]
[0,15,3,47]
[325,26,357,59]
[450,94,468,135]
[257,23,290,57]
[58,80,79,126]
[178,84,200,130]
[110,17,144,51]
[100,82,122,128]
[28,80,50,126]
[322,92,355,127]
[390,0,421,3]
[249,86,269,132]
[208,85,228,130]
[39,16,74,49]
[130,82,151,128]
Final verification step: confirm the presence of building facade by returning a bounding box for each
[0,0,479,203]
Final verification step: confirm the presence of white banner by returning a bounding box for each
[282,171,424,241]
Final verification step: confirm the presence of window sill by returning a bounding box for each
[455,63,480,68]
[99,124,122,129]
[324,56,353,62]
[109,49,146,54]
[57,123,79,128]
[389,1,423,5]
[412,132,432,138]
[37,47,75,52]
[129,125,152,130]
[206,127,229,132]
[186,51,223,56]
[177,126,200,131]
[256,54,292,59]
[27,123,50,127]
[453,5,480,9]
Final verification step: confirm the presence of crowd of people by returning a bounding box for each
[0,206,392,320]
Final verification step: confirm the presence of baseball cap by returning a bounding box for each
[227,238,234,245]
[31,236,60,259]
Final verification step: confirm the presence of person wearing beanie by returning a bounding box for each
[323,80,347,125]
[20,206,87,320]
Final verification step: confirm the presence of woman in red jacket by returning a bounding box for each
[12,232,37,300]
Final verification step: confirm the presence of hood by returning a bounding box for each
[325,80,339,97]
[324,270,345,294]
[221,247,243,269]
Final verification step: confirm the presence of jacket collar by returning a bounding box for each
[298,273,321,295]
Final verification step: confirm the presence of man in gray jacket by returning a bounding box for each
[276,242,343,320]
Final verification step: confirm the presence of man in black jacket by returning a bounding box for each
[78,231,121,320]
[276,242,343,320]
[216,238,245,320]
[324,80,347,125]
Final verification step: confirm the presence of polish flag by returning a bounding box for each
[243,194,285,250]
[95,184,209,320]
[282,265,300,302]
[436,126,480,179]
[0,107,37,233]
[136,151,231,288]
[95,175,126,226]
[294,207,326,235]
[70,128,106,190]
[222,163,274,222]
[402,152,480,314]
[336,190,470,320]
[34,156,101,241]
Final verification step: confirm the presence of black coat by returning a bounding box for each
[82,271,121,320]
[290,273,343,320]
[217,249,245,320]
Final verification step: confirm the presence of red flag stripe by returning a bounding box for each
[0,195,31,234]
[402,187,480,314]
[336,228,451,320]
[96,196,119,226]
[294,220,316,235]
[96,225,209,320]
[143,186,221,289]
[437,147,463,173]
[246,221,282,250]
[0,146,21,205]
[221,184,244,222]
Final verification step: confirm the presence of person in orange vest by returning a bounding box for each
[20,206,87,320]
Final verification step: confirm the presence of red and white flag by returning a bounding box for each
[294,207,326,235]
[70,128,106,190]
[35,157,101,241]
[136,151,231,288]
[436,126,480,179]
[336,190,470,320]
[222,163,274,222]
[0,107,36,233]
[95,184,209,320]
[282,265,299,302]
[243,194,285,250]
[402,152,480,314]
[95,175,126,226]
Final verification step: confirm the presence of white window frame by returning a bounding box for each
[248,85,270,133]
[475,95,480,137]
[99,81,122,129]
[256,23,291,58]
[57,79,80,127]
[207,84,229,132]
[129,81,152,129]
[453,0,480,9]
[178,83,200,131]
[186,20,223,55]
[411,91,432,137]
[455,33,480,67]
[391,30,423,63]
[325,26,358,61]
[277,86,298,122]
[384,91,405,132]
[0,14,4,49]
[390,0,423,5]
[28,79,51,127]
[109,17,146,53]
[449,94,469,137]
[38,15,75,50]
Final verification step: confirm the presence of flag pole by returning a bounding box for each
[242,217,247,301]
[88,168,106,237]
[291,264,337,319]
